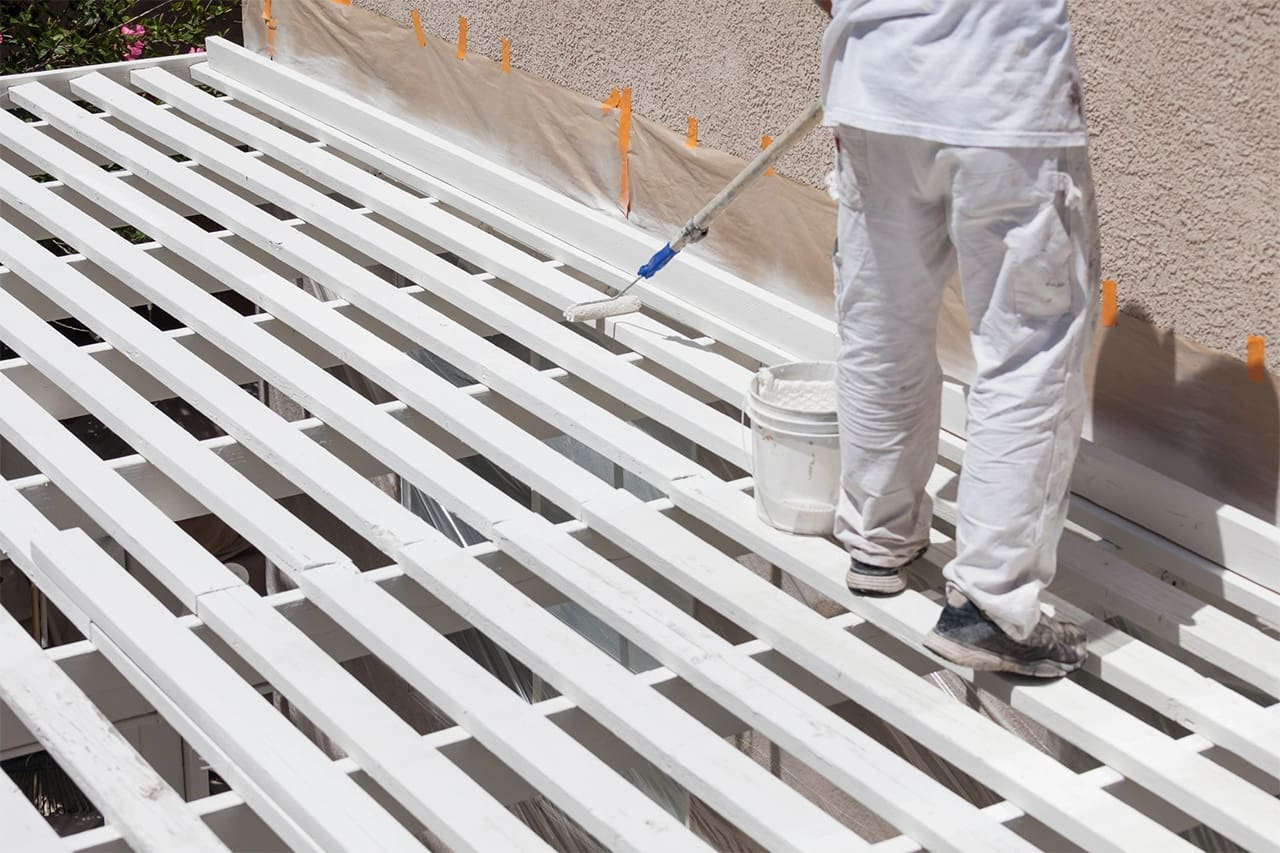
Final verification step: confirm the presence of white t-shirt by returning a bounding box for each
[820,0,1089,148]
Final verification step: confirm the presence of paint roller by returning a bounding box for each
[564,98,824,323]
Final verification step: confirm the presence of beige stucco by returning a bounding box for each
[355,0,1277,370]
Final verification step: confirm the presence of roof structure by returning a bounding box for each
[1,39,1278,852]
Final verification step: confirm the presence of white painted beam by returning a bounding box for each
[0,605,229,853]
[33,72,1077,851]
[200,39,835,363]
[667,477,1280,852]
[30,530,427,853]
[39,71,1232,850]
[0,172,727,852]
[0,53,203,107]
[193,41,1280,598]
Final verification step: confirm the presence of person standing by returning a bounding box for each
[817,0,1099,676]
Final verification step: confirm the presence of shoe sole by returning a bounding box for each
[845,569,906,595]
[922,630,1085,678]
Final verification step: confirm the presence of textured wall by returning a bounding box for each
[354,0,1277,368]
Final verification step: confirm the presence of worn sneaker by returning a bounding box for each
[845,546,928,596]
[923,589,1088,678]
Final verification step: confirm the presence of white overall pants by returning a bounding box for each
[833,126,1100,640]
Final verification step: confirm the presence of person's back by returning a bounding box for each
[822,0,1087,147]
[819,0,1097,676]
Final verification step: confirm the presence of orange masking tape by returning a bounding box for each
[618,87,632,214]
[501,37,511,73]
[330,0,351,6]
[686,116,698,148]
[1101,279,1118,327]
[762,134,774,176]
[456,16,467,60]
[1247,336,1266,383]
[410,10,426,47]
[601,87,621,112]
[262,0,272,20]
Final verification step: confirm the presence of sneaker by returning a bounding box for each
[923,589,1087,678]
[845,546,928,596]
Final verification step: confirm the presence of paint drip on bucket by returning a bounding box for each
[748,362,841,535]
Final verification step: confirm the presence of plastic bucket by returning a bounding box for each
[747,361,841,535]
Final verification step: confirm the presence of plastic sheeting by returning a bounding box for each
[240,0,1279,534]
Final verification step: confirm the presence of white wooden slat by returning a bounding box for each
[17,95,254,173]
[0,356,555,850]
[28,529,426,853]
[0,606,229,853]
[666,476,1280,851]
[195,585,552,853]
[195,40,1280,599]
[295,563,714,853]
[200,39,835,364]
[1047,591,1280,776]
[5,38,1269,845]
[1067,491,1280,630]
[933,433,1280,699]
[0,365,243,611]
[904,537,1280,783]
[0,144,570,537]
[84,73,1260,848]
[0,53,202,107]
[35,76,1228,845]
[56,73,751,477]
[0,248,345,575]
[468,520,1032,852]
[138,67,760,408]
[0,223,697,852]
[0,724,75,853]
[590,485,1196,852]
[2,83,977,845]
[11,356,646,536]
[27,76,1081,849]
[0,155,771,850]
[0,207,365,323]
[0,211,857,853]
[115,71,737,490]
[10,156,291,240]
[5,488,704,759]
[0,480,325,853]
[188,61,794,372]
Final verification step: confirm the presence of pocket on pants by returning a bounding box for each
[834,129,870,213]
[1004,195,1074,319]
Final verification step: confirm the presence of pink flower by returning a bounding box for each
[188,46,206,54]
[120,24,146,61]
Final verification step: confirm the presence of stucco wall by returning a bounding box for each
[354,0,1277,369]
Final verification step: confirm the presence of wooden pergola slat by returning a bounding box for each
[2,42,1278,853]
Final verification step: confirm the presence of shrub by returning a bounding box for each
[1,0,240,76]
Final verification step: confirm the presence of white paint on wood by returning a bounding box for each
[0,606,228,853]
[667,477,1280,851]
[29,529,427,853]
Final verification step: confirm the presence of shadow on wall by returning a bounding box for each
[1092,302,1279,526]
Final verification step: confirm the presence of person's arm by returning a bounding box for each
[813,0,832,16]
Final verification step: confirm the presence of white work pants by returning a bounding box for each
[832,126,1100,640]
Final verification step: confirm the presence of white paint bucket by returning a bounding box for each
[747,361,841,535]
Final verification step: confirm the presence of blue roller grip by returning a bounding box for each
[637,243,678,279]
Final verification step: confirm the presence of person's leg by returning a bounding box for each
[832,127,954,593]
[926,144,1099,674]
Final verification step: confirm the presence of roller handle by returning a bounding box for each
[674,97,824,252]
[632,98,824,283]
